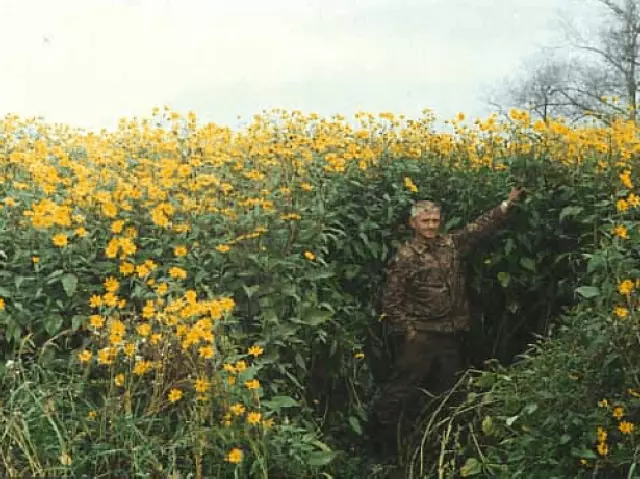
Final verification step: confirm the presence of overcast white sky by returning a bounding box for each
[0,0,589,131]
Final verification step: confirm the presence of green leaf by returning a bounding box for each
[519,257,536,272]
[505,415,519,426]
[273,322,299,337]
[0,286,11,298]
[61,273,78,297]
[460,457,482,477]
[575,286,599,298]
[71,315,85,331]
[481,416,494,436]
[504,238,515,256]
[44,315,64,335]
[348,416,362,435]
[570,447,597,459]
[301,308,333,326]
[497,272,510,288]
[559,206,583,222]
[307,450,339,467]
[262,395,298,412]
[587,255,604,274]
[444,216,462,232]
[304,270,335,282]
[242,284,260,299]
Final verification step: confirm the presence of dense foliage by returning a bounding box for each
[0,108,639,477]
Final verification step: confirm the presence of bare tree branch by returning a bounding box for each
[490,0,640,123]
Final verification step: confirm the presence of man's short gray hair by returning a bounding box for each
[410,200,441,218]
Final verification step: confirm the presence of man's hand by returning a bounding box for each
[508,186,526,203]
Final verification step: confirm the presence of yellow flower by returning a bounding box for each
[221,412,232,426]
[174,245,188,257]
[104,276,119,293]
[168,266,187,280]
[184,290,197,304]
[225,448,243,464]
[74,227,88,237]
[245,379,260,390]
[617,199,629,212]
[119,237,137,256]
[123,342,136,357]
[87,410,97,420]
[227,375,236,385]
[456,112,466,122]
[248,344,264,357]
[52,233,68,247]
[597,426,607,443]
[105,238,119,258]
[97,347,116,365]
[235,360,247,372]
[354,352,365,359]
[156,282,169,295]
[119,262,135,275]
[0,298,5,311]
[168,388,183,402]
[304,251,316,261]
[628,193,640,208]
[199,345,214,359]
[141,300,155,318]
[247,411,262,424]
[216,244,231,253]
[114,373,125,387]
[136,323,151,337]
[195,378,211,393]
[262,417,275,429]
[613,224,629,239]
[628,388,640,398]
[619,280,634,296]
[230,403,246,416]
[300,182,313,191]
[620,170,633,189]
[77,349,92,362]
[404,176,418,193]
[59,453,72,466]
[173,223,190,233]
[136,263,150,278]
[614,306,629,318]
[86,316,103,331]
[597,441,608,456]
[223,363,237,374]
[89,295,103,308]
[111,220,125,234]
[32,256,40,264]
[133,360,153,376]
[103,292,118,308]
[598,398,609,408]
[613,406,625,419]
[102,203,118,218]
[619,420,634,435]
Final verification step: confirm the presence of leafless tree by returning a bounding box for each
[492,0,640,124]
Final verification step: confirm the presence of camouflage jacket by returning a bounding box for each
[381,203,511,334]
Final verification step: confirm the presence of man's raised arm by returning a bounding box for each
[451,187,525,255]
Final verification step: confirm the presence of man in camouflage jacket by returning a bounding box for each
[371,187,525,453]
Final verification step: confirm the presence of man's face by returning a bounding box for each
[409,210,441,239]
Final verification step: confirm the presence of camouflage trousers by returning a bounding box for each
[370,330,464,444]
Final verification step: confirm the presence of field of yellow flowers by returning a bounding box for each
[1,106,640,477]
